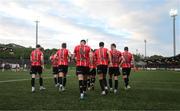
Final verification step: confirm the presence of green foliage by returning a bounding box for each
[44,48,58,60]
[133,54,141,62]
[149,55,164,60]
[0,43,58,60]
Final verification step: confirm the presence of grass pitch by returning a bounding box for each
[0,68,180,110]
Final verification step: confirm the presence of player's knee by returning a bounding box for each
[114,76,117,80]
[78,74,83,80]
[123,75,127,79]
[59,72,63,77]
[98,74,103,80]
[32,74,36,78]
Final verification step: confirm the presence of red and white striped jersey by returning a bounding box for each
[56,48,69,66]
[30,49,43,66]
[94,48,109,66]
[74,45,91,67]
[121,51,133,68]
[110,49,121,67]
[50,54,58,67]
[89,52,96,69]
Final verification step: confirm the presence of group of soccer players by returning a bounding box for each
[30,40,134,100]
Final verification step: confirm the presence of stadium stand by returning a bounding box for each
[143,54,180,70]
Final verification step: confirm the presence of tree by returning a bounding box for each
[149,55,164,60]
[133,54,144,62]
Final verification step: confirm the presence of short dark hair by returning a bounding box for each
[36,44,41,48]
[124,47,128,51]
[99,42,104,47]
[111,43,116,48]
[80,40,86,44]
[62,43,67,48]
[91,49,96,52]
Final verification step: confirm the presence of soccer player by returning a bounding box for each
[94,42,112,95]
[56,43,71,92]
[30,44,45,92]
[50,53,59,87]
[120,47,135,90]
[108,43,122,94]
[89,49,96,90]
[73,40,91,99]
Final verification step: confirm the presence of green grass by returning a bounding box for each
[0,69,180,110]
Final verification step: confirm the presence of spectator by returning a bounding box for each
[1,62,5,72]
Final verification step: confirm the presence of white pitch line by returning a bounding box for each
[0,79,30,83]
[0,75,71,83]
[134,87,180,91]
[0,77,52,83]
[132,81,180,84]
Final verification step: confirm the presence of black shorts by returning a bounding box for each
[97,65,108,75]
[30,66,42,75]
[52,67,59,74]
[89,68,96,76]
[109,67,120,76]
[122,68,131,76]
[58,65,68,74]
[76,66,89,75]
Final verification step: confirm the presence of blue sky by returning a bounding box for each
[0,0,179,57]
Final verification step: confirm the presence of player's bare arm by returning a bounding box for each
[68,50,72,62]
[119,56,125,67]
[132,55,135,68]
[41,54,44,69]
[107,50,113,66]
[89,50,93,67]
